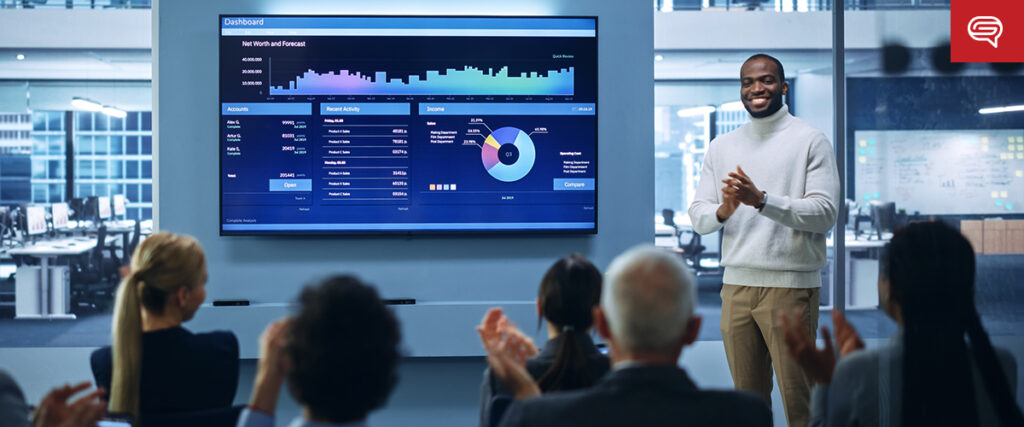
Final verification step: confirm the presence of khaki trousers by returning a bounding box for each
[720,284,819,427]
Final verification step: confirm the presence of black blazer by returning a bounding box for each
[91,326,239,414]
[480,333,611,427]
[497,365,772,427]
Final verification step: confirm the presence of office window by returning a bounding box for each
[110,135,123,154]
[76,112,92,131]
[27,111,65,204]
[126,112,139,131]
[125,135,139,154]
[125,160,139,179]
[125,182,139,202]
[74,111,154,221]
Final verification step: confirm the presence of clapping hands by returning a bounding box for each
[32,382,106,427]
[249,318,293,415]
[722,165,763,208]
[781,309,865,385]
[717,165,758,221]
[477,308,541,399]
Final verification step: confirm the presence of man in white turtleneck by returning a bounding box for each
[688,54,839,427]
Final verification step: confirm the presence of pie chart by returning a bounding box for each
[481,126,536,182]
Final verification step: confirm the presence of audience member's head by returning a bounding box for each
[597,246,700,363]
[110,232,207,418]
[287,275,401,423]
[882,221,1022,426]
[535,254,603,391]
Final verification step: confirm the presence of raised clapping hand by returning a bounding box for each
[477,308,541,399]
[722,165,763,207]
[249,318,293,415]
[716,186,741,222]
[830,309,865,358]
[781,309,865,385]
[32,382,106,427]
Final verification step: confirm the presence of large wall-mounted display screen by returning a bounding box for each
[220,16,597,234]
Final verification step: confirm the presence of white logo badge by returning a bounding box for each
[968,16,1003,48]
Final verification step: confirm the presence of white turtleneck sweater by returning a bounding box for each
[688,105,839,288]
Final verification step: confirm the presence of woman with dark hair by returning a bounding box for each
[236,275,402,427]
[782,221,1022,426]
[477,254,610,427]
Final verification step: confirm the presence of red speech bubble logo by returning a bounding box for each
[952,0,1024,62]
[968,16,1003,48]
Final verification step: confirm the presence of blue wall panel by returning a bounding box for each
[155,0,654,357]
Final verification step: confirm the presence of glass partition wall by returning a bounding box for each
[842,4,1024,341]
[655,4,1024,361]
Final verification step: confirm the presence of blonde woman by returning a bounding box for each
[90,232,239,422]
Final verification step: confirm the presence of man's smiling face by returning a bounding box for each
[740,57,788,119]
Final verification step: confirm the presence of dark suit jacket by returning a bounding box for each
[480,333,611,427]
[0,370,30,427]
[498,365,771,427]
[91,326,239,414]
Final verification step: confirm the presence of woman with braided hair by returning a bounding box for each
[783,221,1022,426]
[90,232,239,423]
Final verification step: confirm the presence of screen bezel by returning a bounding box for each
[218,14,598,236]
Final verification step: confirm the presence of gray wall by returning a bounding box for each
[154,0,653,357]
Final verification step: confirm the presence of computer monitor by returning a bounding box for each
[51,202,69,229]
[112,194,127,217]
[0,207,9,229]
[97,196,111,220]
[25,205,47,236]
[869,200,896,240]
[69,197,85,220]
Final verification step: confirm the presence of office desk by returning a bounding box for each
[829,232,891,310]
[71,220,139,260]
[8,236,112,320]
[655,223,677,248]
[104,221,137,260]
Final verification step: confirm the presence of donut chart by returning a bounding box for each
[481,126,536,182]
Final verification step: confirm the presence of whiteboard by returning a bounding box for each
[854,130,1024,215]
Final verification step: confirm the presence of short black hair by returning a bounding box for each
[743,53,786,82]
[287,275,402,423]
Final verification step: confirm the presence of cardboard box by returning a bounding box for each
[960,220,985,254]
[983,220,1008,254]
[1009,220,1024,254]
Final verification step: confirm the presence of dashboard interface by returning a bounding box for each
[220,16,597,234]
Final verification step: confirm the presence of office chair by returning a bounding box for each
[661,208,709,273]
[661,208,677,230]
[868,200,896,240]
[69,197,85,221]
[126,219,141,261]
[488,395,514,427]
[678,228,707,271]
[70,225,122,312]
